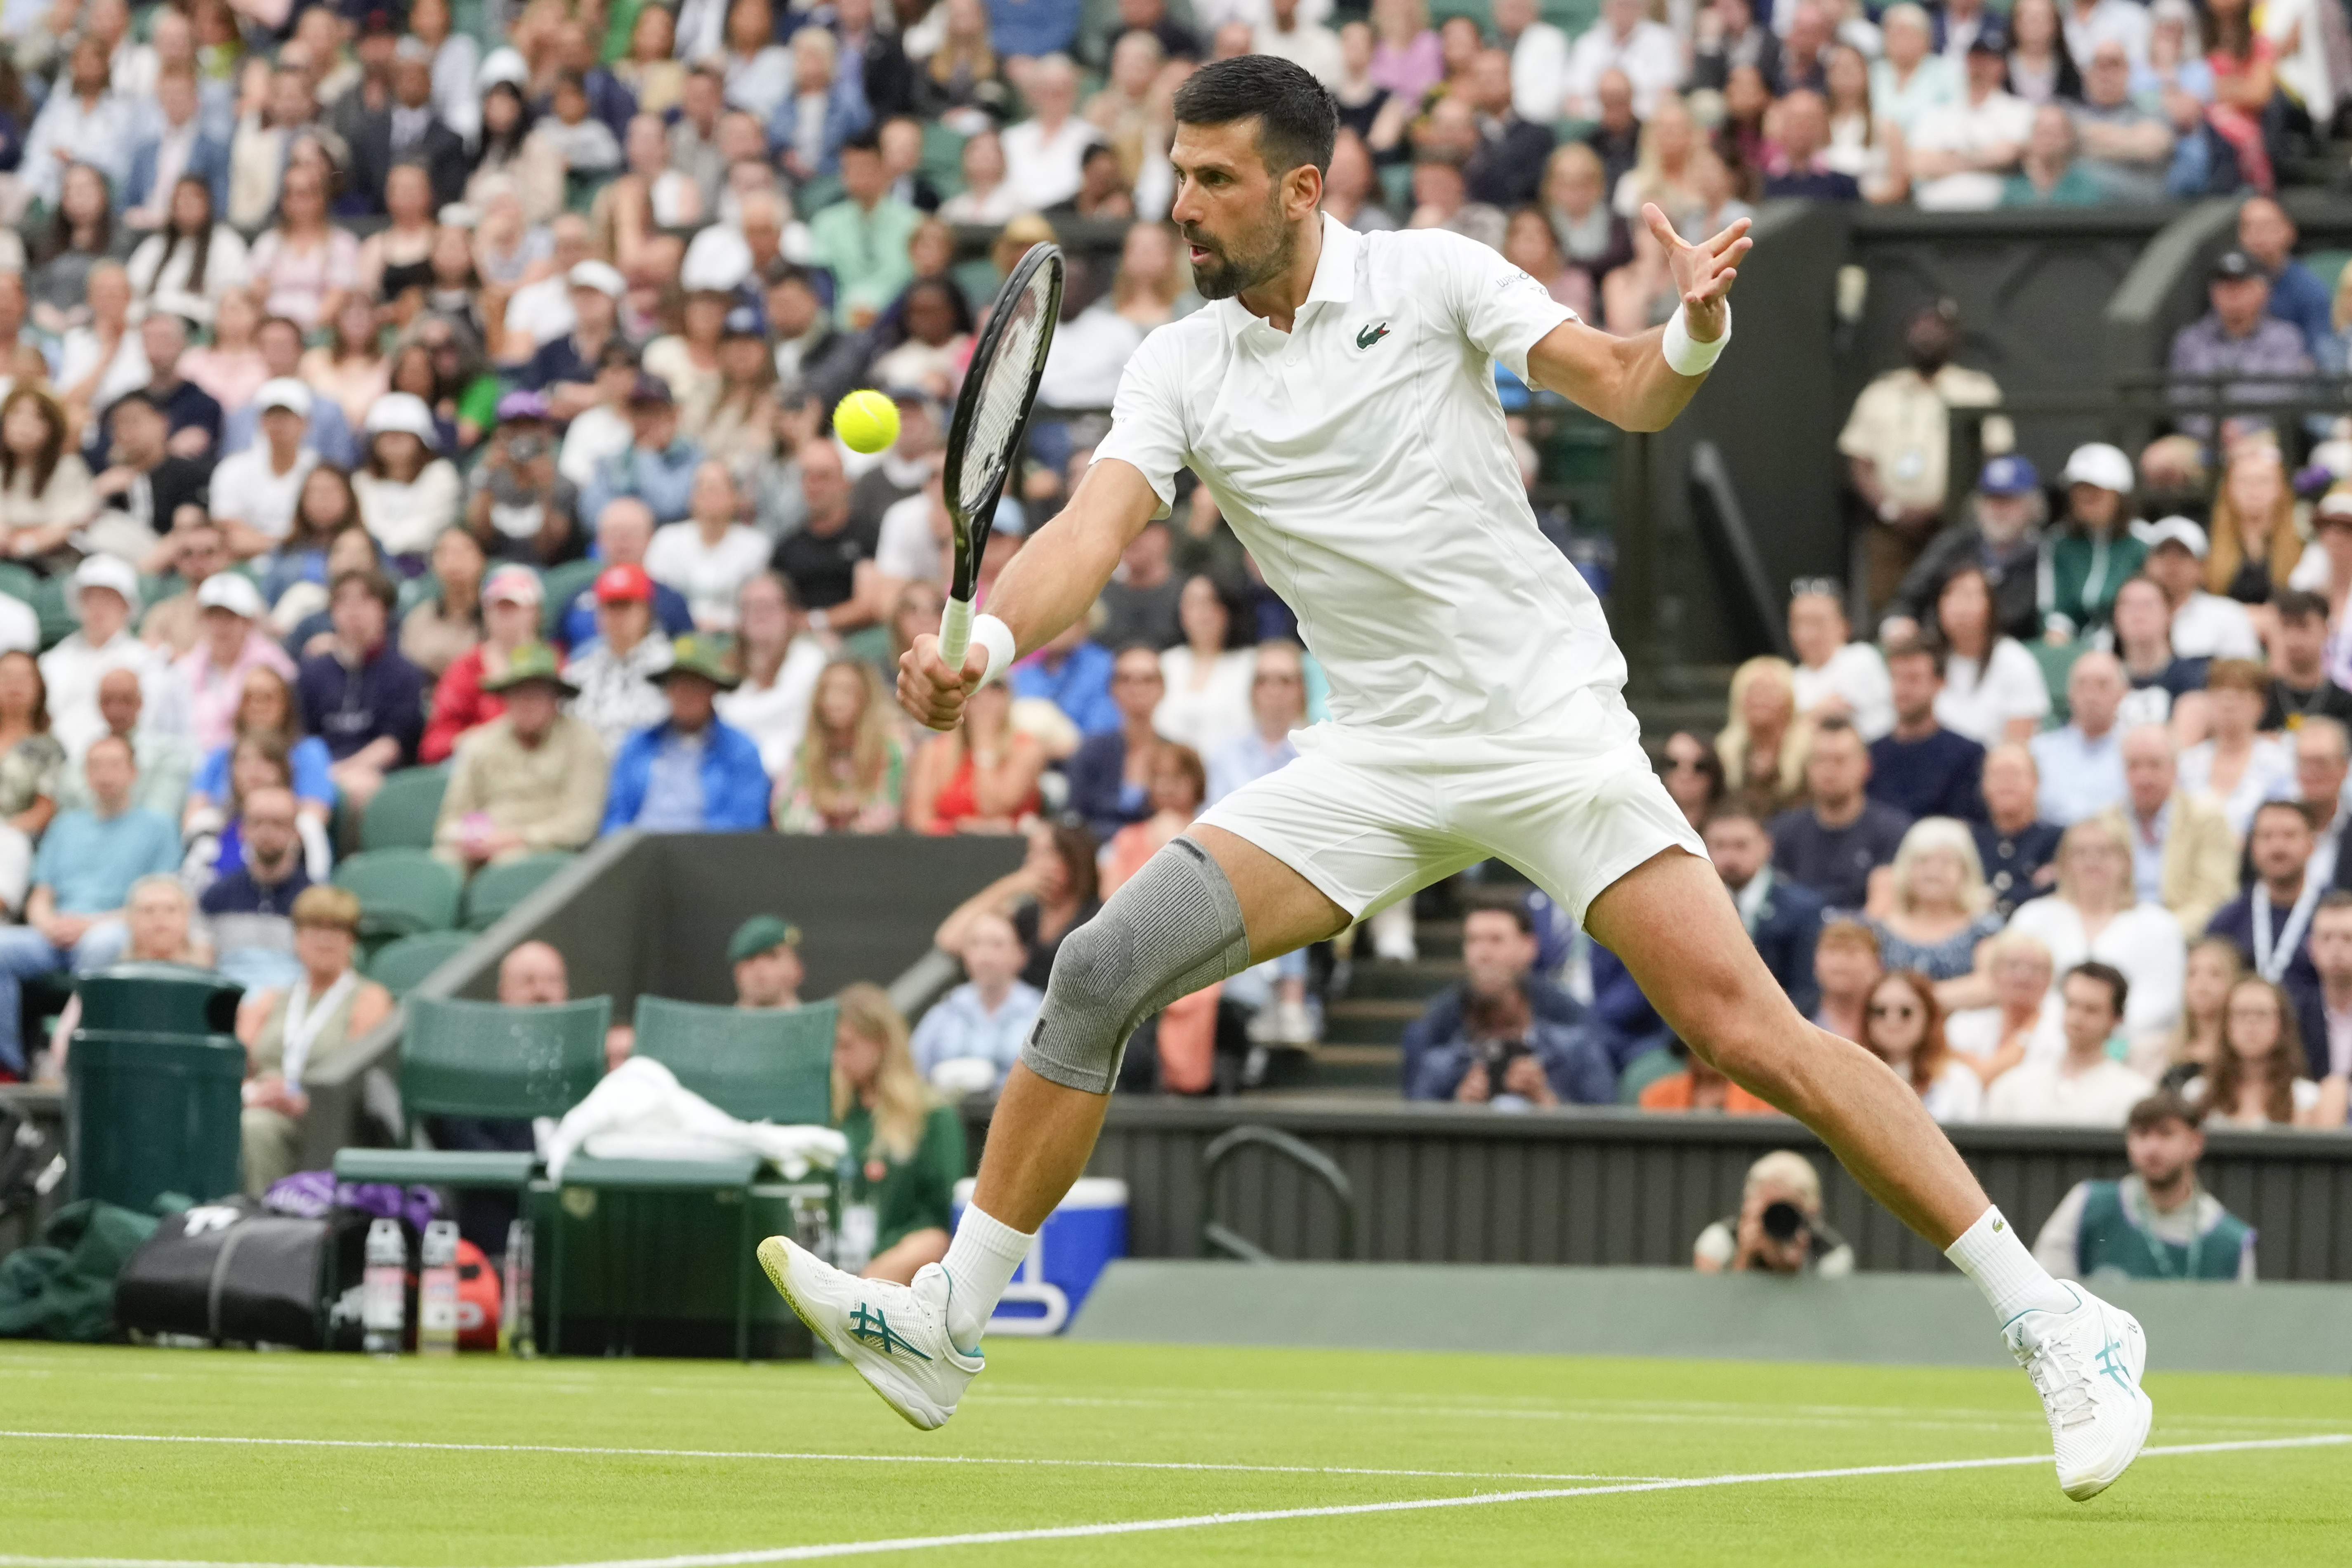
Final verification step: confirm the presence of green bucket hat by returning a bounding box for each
[481,641,578,698]
[728,914,802,963]
[659,634,741,691]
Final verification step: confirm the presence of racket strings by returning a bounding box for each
[955,270,1056,502]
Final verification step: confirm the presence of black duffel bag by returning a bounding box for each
[115,1199,334,1349]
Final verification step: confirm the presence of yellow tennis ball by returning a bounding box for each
[835,390,900,455]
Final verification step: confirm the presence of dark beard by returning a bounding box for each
[1185,195,1296,302]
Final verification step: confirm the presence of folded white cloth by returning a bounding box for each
[544,1056,847,1186]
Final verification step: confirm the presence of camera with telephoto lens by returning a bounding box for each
[1479,1036,1532,1094]
[1760,1200,1807,1244]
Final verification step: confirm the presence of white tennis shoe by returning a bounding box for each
[756,1236,982,1431]
[2005,1283,2154,1501]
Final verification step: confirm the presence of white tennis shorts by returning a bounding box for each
[1196,689,1707,928]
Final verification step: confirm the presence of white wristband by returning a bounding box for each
[1662,303,1730,377]
[972,613,1017,689]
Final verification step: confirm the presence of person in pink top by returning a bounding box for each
[173,573,295,755]
[1367,0,1443,101]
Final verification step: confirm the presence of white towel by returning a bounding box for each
[544,1056,847,1186]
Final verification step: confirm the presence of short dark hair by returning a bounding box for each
[2318,889,2352,918]
[2127,1089,2203,1134]
[1811,714,1859,742]
[2066,960,2129,1021]
[1171,54,1338,177]
[1702,802,1763,834]
[2276,587,2330,624]
[2253,797,2314,835]
[330,568,396,612]
[840,129,882,157]
[1463,898,1535,937]
[1884,635,1946,677]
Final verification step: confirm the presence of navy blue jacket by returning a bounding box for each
[2209,891,2324,1018]
[1407,1016,1618,1105]
[1746,871,1826,1016]
[1062,731,1150,845]
[559,582,695,650]
[1867,727,1986,823]
[1401,976,1589,1094]
[295,644,425,765]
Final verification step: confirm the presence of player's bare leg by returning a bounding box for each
[1588,847,2153,1499]
[760,825,1345,1429]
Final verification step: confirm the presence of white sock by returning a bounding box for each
[1945,1205,2074,1326]
[939,1204,1033,1353]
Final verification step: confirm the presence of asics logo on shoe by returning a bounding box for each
[2095,1339,2132,1393]
[849,1302,930,1360]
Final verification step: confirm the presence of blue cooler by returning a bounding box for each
[951,1177,1126,1336]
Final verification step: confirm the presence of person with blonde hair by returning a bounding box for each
[2138,935,2243,1086]
[1943,926,2061,1085]
[1716,654,1807,816]
[2204,440,2302,608]
[1982,815,2187,1039]
[2177,659,2293,839]
[1691,1148,1856,1275]
[1870,816,2001,980]
[776,656,907,834]
[831,982,965,1283]
[236,883,394,1195]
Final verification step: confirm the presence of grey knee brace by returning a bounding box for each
[1021,835,1254,1094]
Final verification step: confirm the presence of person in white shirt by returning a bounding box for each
[2177,659,2295,840]
[2063,0,2150,71]
[1930,565,2049,745]
[1944,926,2066,1082]
[714,572,827,778]
[1153,574,1256,758]
[999,56,1108,214]
[21,38,134,209]
[1254,0,1347,88]
[645,461,772,632]
[39,555,186,755]
[1207,639,1307,804]
[209,379,319,558]
[1494,0,1571,123]
[2138,517,2263,661]
[1993,814,2186,1045]
[1563,0,1685,119]
[1906,38,2034,211]
[1788,580,1893,740]
[909,910,1045,1094]
[808,59,2145,1487]
[1985,960,2158,1123]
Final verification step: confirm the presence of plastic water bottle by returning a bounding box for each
[362,1219,406,1358]
[418,1220,460,1357]
[501,1219,535,1358]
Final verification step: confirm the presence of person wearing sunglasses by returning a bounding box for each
[1862,969,1984,1122]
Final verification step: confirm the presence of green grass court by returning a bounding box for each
[2,1341,2346,1566]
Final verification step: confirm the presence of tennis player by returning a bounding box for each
[762,55,2151,1500]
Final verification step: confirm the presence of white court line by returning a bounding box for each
[0,1434,2342,1568]
[0,1430,1660,1485]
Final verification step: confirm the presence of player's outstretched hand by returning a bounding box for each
[1644,203,1752,343]
[898,632,990,732]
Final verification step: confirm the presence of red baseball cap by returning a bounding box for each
[594,564,654,604]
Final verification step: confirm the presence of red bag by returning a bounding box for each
[454,1239,504,1351]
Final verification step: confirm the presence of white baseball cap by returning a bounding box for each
[196,573,267,620]
[2060,442,2136,495]
[70,554,140,618]
[568,259,626,299]
[2138,515,2209,559]
[363,392,438,445]
[255,377,312,418]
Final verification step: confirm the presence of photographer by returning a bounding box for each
[1411,979,1616,1108]
[1692,1150,1856,1276]
[464,391,583,569]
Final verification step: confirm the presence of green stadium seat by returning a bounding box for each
[1616,1047,1683,1105]
[538,559,602,640]
[333,848,463,939]
[26,573,72,650]
[463,852,578,931]
[632,995,838,1125]
[366,931,474,997]
[920,119,970,196]
[2029,640,2083,728]
[361,766,450,852]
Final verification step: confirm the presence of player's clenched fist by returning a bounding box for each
[898,634,991,731]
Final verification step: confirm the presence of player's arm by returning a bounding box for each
[897,456,1163,731]
[1523,205,1750,434]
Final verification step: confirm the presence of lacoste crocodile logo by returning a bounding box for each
[1356,322,1391,350]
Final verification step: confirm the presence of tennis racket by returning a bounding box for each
[938,241,1065,673]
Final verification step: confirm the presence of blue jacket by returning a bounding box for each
[602,717,771,834]
[1400,976,1588,1096]
[581,439,704,526]
[559,581,695,651]
[764,75,870,174]
[121,130,231,214]
[1010,640,1118,736]
[1407,1017,1618,1105]
[1745,871,1826,1017]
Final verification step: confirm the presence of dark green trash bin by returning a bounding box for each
[66,964,248,1210]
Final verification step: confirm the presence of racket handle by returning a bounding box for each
[939,596,974,672]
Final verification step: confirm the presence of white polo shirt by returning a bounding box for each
[1094,216,1620,745]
